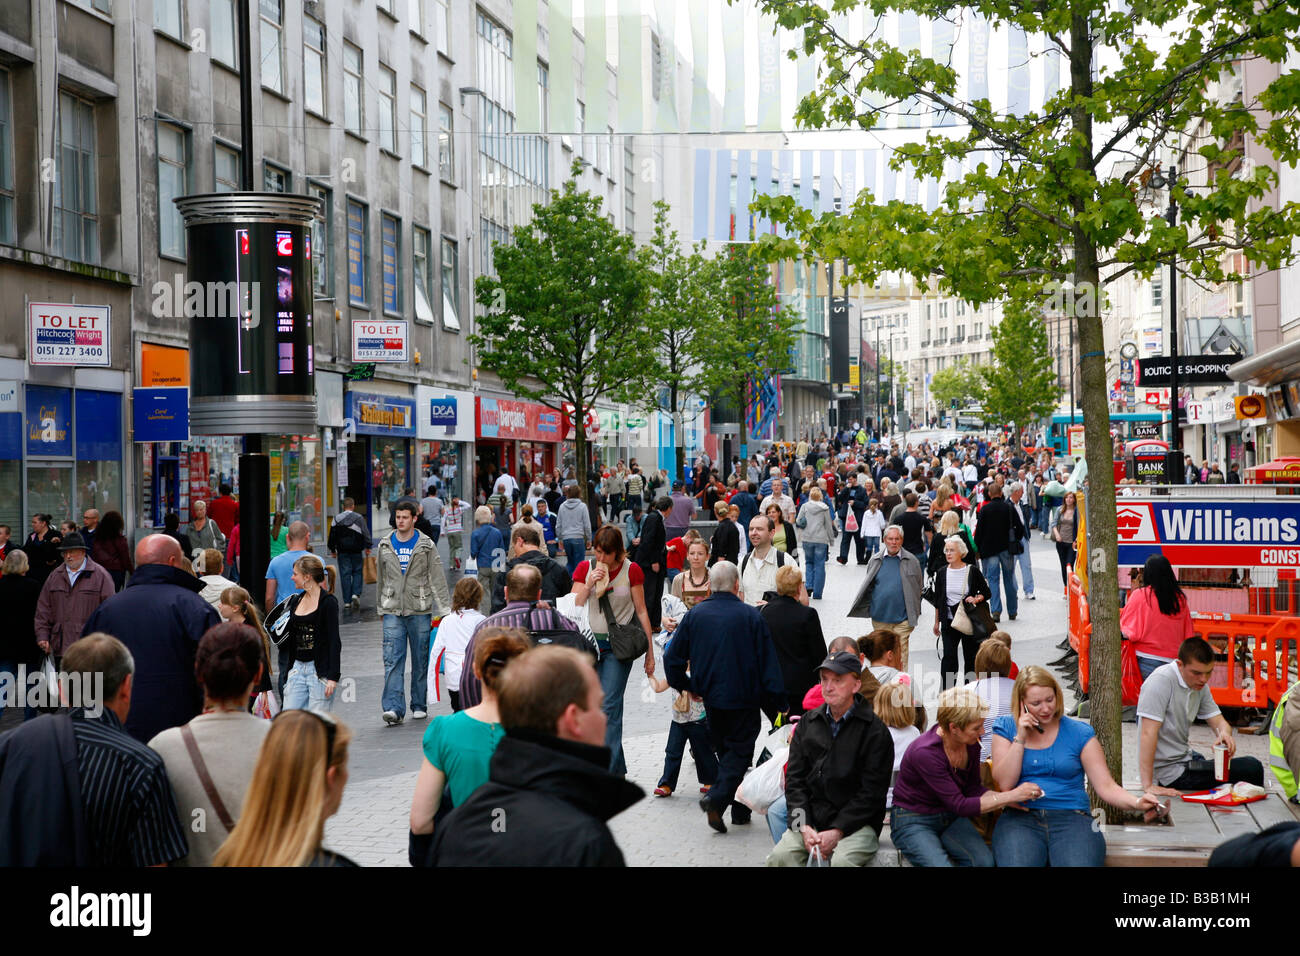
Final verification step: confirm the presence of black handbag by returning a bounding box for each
[1007,509,1025,556]
[598,592,649,662]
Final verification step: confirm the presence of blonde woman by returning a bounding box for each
[279,555,341,713]
[213,709,355,867]
[470,505,505,615]
[217,586,275,700]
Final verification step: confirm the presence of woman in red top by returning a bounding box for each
[1121,554,1194,681]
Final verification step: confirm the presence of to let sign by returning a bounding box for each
[29,303,111,367]
[352,320,409,363]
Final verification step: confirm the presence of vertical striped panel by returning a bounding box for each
[799,150,814,213]
[843,149,857,210]
[926,176,938,211]
[931,16,956,125]
[736,149,753,240]
[583,0,608,135]
[654,0,678,133]
[905,169,919,205]
[754,149,773,235]
[820,150,836,214]
[513,0,540,132]
[863,149,877,201]
[693,149,710,241]
[898,12,921,128]
[618,0,643,133]
[714,149,733,241]
[722,2,747,130]
[797,45,816,110]
[689,1,710,131]
[1007,27,1030,116]
[756,10,782,131]
[1043,43,1061,101]
[550,0,576,134]
[778,150,794,238]
[881,157,895,202]
[968,13,990,104]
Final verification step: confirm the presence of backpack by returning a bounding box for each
[740,549,787,578]
[526,604,598,659]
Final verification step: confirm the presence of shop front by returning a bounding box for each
[1228,340,1300,460]
[475,396,564,502]
[416,385,475,503]
[343,388,416,534]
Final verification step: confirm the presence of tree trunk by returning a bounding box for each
[574,400,589,508]
[672,383,685,482]
[1071,12,1123,818]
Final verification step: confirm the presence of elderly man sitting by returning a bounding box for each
[766,650,894,867]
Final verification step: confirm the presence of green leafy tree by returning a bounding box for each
[751,0,1300,787]
[982,306,1061,451]
[472,165,653,502]
[929,358,987,417]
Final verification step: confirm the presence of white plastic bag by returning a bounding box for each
[736,746,788,814]
[39,654,58,705]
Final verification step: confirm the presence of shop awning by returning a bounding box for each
[1228,337,1300,387]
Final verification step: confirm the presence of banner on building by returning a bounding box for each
[29,303,111,367]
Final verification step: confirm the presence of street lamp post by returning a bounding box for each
[1149,164,1182,457]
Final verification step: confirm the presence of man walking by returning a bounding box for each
[634,497,671,630]
[972,481,1025,623]
[328,498,372,611]
[665,561,785,833]
[419,485,445,545]
[849,525,922,670]
[1008,481,1036,601]
[666,481,696,542]
[836,472,869,565]
[35,532,115,668]
[264,521,311,612]
[740,514,787,607]
[489,525,572,614]
[376,500,451,725]
[555,484,593,574]
[79,509,100,552]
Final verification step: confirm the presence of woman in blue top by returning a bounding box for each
[407,626,530,866]
[469,505,506,615]
[991,666,1161,866]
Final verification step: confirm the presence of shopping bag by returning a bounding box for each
[39,654,59,704]
[844,509,859,534]
[363,553,378,584]
[807,845,828,868]
[951,602,975,636]
[251,690,280,720]
[736,746,788,814]
[1120,639,1143,707]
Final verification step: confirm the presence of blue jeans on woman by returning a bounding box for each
[889,806,994,866]
[803,542,828,598]
[283,659,335,714]
[992,806,1105,866]
[596,644,636,775]
[1137,654,1167,681]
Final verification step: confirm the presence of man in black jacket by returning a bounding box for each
[490,524,572,614]
[767,651,893,867]
[431,645,643,866]
[971,481,1025,623]
[835,473,868,565]
[634,496,670,629]
[709,500,740,566]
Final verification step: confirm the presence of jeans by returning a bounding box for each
[1014,538,1035,596]
[0,660,39,722]
[546,540,558,559]
[665,567,680,584]
[992,807,1105,867]
[803,542,828,598]
[608,494,625,522]
[658,718,719,789]
[703,706,761,820]
[890,807,995,867]
[382,613,432,717]
[982,551,1019,617]
[597,649,636,776]
[563,538,586,574]
[1137,655,1168,681]
[429,525,441,545]
[337,551,363,603]
[767,794,788,843]
[1164,751,1265,791]
[282,659,334,714]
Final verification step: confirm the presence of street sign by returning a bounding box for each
[1137,355,1240,386]
[1067,424,1086,459]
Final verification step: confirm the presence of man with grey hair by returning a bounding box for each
[0,632,189,866]
[1008,481,1036,601]
[664,560,785,834]
[849,525,922,670]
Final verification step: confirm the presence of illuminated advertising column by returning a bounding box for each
[174,194,322,434]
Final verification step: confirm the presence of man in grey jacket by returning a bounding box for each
[376,500,451,726]
[847,525,922,670]
[186,500,226,561]
[555,484,593,574]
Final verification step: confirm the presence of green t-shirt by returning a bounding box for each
[421,710,504,807]
[269,527,288,559]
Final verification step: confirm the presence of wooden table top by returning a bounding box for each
[1104,792,1300,867]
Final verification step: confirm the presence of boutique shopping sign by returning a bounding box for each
[1116,500,1300,568]
[29,303,111,366]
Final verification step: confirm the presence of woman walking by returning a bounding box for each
[277,555,342,714]
[932,536,991,688]
[90,510,133,592]
[794,487,835,600]
[428,577,487,711]
[1051,491,1079,589]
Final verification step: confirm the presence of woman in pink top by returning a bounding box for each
[1121,555,1193,681]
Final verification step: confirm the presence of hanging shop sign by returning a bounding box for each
[476,397,563,442]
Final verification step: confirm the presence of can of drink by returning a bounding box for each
[1213,742,1229,782]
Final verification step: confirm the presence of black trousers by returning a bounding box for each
[1166,755,1265,791]
[1055,541,1076,587]
[704,705,761,820]
[640,563,666,629]
[940,619,981,689]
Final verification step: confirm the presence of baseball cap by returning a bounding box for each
[817,650,862,676]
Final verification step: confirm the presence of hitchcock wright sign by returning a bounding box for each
[1116,500,1300,568]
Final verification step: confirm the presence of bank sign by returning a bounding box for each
[1116,501,1300,568]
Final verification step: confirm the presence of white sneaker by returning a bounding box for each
[412,710,428,719]
[383,710,401,726]
[351,596,361,611]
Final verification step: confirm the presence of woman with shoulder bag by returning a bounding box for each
[572,525,656,776]
[932,536,992,689]
[278,555,342,714]
[1051,491,1079,590]
[794,487,835,600]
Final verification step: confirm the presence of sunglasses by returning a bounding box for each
[279,708,338,766]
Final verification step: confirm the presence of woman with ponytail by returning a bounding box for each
[148,622,272,865]
[217,585,276,703]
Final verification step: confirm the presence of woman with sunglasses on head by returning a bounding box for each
[213,709,355,867]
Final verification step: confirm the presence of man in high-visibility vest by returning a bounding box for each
[1269,681,1300,803]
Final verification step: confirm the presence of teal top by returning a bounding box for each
[421,710,505,807]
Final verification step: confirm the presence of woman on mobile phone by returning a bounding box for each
[990,667,1161,866]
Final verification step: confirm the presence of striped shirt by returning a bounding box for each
[72,708,189,867]
[457,603,579,708]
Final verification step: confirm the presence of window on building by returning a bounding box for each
[940,301,948,318]
[437,103,453,179]
[411,85,427,168]
[211,0,238,68]
[309,183,332,297]
[347,199,368,305]
[0,69,13,244]
[377,0,395,18]
[259,0,284,94]
[157,122,188,258]
[92,0,112,11]
[408,0,424,36]
[263,161,289,192]
[537,62,550,187]
[441,236,460,330]
[1151,271,1163,307]
[214,142,239,191]
[603,127,614,181]
[434,0,450,55]
[378,64,397,153]
[650,33,662,102]
[624,140,635,235]
[381,213,400,314]
[344,43,363,136]
[155,0,183,38]
[304,16,327,116]
[576,99,586,160]
[413,226,434,323]
[54,92,98,263]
